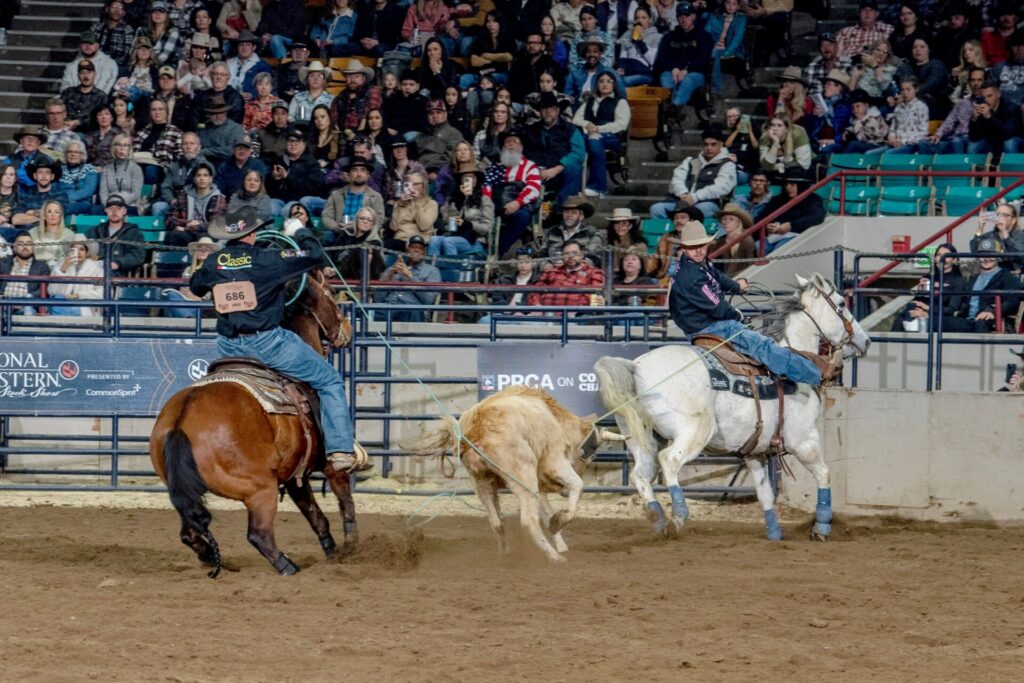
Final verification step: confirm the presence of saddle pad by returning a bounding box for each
[701,352,797,400]
[194,359,314,416]
[691,334,769,377]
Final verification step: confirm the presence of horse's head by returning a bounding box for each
[796,273,871,358]
[286,269,352,354]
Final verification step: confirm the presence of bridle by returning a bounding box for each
[305,272,351,352]
[800,281,855,353]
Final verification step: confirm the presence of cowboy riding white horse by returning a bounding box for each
[594,220,870,540]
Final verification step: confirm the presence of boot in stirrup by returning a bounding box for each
[327,442,374,473]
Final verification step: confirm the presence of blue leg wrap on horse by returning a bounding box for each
[668,485,689,519]
[646,501,667,532]
[764,509,782,541]
[815,488,833,525]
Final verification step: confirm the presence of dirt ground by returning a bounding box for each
[1,491,1023,683]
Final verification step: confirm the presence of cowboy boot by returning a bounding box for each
[327,442,374,473]
[792,350,841,384]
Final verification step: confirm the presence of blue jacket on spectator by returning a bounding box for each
[565,64,624,100]
[703,11,746,58]
[311,11,357,50]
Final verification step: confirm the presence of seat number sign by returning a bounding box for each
[213,281,257,313]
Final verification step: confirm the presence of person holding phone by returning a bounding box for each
[386,170,438,251]
[431,163,494,259]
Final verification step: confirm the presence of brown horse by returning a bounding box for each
[149,270,356,578]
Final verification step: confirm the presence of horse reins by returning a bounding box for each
[799,282,855,354]
[305,273,350,351]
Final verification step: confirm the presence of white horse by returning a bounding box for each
[594,273,871,541]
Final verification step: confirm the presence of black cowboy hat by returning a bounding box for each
[498,127,525,147]
[534,91,567,111]
[668,203,705,223]
[207,206,269,241]
[782,167,813,185]
[27,155,62,182]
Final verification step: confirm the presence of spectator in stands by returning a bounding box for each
[980,3,1018,65]
[257,104,291,160]
[322,159,387,240]
[332,206,385,281]
[932,4,975,67]
[537,14,570,70]
[353,0,405,58]
[242,73,287,132]
[523,69,574,126]
[154,65,195,131]
[759,116,812,176]
[614,6,659,88]
[0,232,49,315]
[256,0,307,59]
[604,208,649,274]
[121,0,149,30]
[159,236,219,319]
[265,127,325,216]
[39,99,81,158]
[566,37,622,100]
[226,168,273,221]
[462,11,516,91]
[510,32,565,102]
[551,0,588,41]
[285,201,320,238]
[767,67,812,127]
[805,32,852,98]
[275,42,311,102]
[743,0,792,66]
[893,243,967,332]
[198,95,246,166]
[98,134,143,214]
[28,200,76,269]
[417,100,465,175]
[12,158,67,228]
[431,163,493,258]
[433,140,475,205]
[61,31,118,95]
[652,126,737,219]
[734,171,773,220]
[523,92,584,204]
[48,235,105,317]
[652,3,712,115]
[377,235,442,322]
[759,170,825,253]
[154,131,204,216]
[139,3,183,66]
[167,0,204,36]
[133,99,184,185]
[835,0,893,60]
[944,237,1022,333]
[891,3,931,61]
[528,238,605,308]
[972,202,1024,271]
[308,105,343,170]
[541,194,605,269]
[723,108,759,184]
[400,0,452,52]
[611,244,658,310]
[417,38,462,100]
[896,38,951,118]
[651,204,705,280]
[58,141,100,217]
[311,0,358,58]
[573,72,631,198]
[5,128,48,192]
[950,40,988,103]
[358,109,395,166]
[568,7,613,72]
[226,30,271,100]
[382,71,428,143]
[61,60,108,133]
[165,160,227,247]
[94,1,137,68]
[218,0,262,53]
[810,70,853,153]
[332,60,382,136]
[878,76,930,153]
[711,203,756,278]
[704,0,746,99]
[382,139,424,204]
[919,67,986,153]
[186,5,222,57]
[86,194,146,275]
[842,88,890,152]
[0,164,20,242]
[472,102,511,166]
[195,62,245,125]
[992,31,1024,111]
[324,137,386,193]
[86,105,119,169]
[214,136,266,198]
[848,38,900,105]
[387,170,437,250]
[489,246,541,313]
[114,36,159,103]
[482,129,540,253]
[288,61,336,125]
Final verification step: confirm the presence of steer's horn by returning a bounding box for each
[599,428,627,442]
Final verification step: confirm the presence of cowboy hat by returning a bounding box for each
[299,61,332,84]
[498,127,525,147]
[339,58,374,78]
[189,32,213,49]
[678,220,714,247]
[27,155,62,182]
[778,65,809,87]
[715,203,753,230]
[13,124,47,145]
[823,68,851,89]
[575,35,608,57]
[203,94,230,114]
[454,161,486,185]
[668,203,705,223]
[208,206,270,241]
[607,207,641,224]
[561,194,594,219]
[188,235,222,257]
[67,233,99,259]
[534,91,567,110]
[782,168,813,185]
[235,29,259,46]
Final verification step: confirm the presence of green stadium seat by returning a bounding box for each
[641,218,672,251]
[878,153,930,186]
[70,214,104,232]
[877,185,933,216]
[997,153,1024,182]
[943,186,1000,215]
[152,250,190,278]
[930,153,990,193]
[828,186,879,215]
[826,153,878,189]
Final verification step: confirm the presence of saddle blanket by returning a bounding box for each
[192,360,313,416]
[701,353,798,400]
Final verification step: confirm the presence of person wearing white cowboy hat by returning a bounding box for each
[668,220,838,385]
[288,60,335,123]
[226,29,272,98]
[605,208,648,273]
[331,59,378,136]
[48,234,104,317]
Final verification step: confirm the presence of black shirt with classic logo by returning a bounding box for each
[189,228,328,337]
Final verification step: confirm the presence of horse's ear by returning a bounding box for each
[795,274,809,289]
[812,272,829,290]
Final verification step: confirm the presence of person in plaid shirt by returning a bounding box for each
[804,33,852,97]
[92,1,137,67]
[528,239,605,309]
[835,0,893,60]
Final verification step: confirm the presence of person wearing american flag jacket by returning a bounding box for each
[483,128,541,254]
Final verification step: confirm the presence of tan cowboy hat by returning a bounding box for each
[189,32,213,49]
[561,194,594,218]
[823,68,851,89]
[715,203,753,230]
[454,161,486,184]
[340,58,374,78]
[778,65,809,87]
[575,35,608,57]
[13,124,47,145]
[67,233,99,259]
[188,235,222,257]
[299,61,332,83]
[678,220,714,247]
[607,207,641,224]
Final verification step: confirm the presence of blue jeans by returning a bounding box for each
[427,235,475,257]
[545,162,583,205]
[217,327,355,453]
[499,206,534,253]
[650,199,720,220]
[710,49,728,95]
[46,294,84,316]
[159,289,199,318]
[268,35,293,59]
[622,74,652,87]
[585,133,622,193]
[696,319,822,385]
[916,137,967,155]
[659,71,705,106]
[459,71,509,90]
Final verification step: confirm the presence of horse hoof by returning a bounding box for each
[279,562,300,576]
[670,515,687,534]
[645,501,668,535]
[811,522,831,541]
[320,536,338,558]
[766,530,783,541]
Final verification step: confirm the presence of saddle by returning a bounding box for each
[691,335,771,378]
[194,357,322,480]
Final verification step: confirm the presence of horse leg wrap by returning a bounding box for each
[273,553,300,576]
[320,535,337,557]
[814,488,833,537]
[668,485,689,521]
[343,521,358,541]
[645,501,667,534]
[763,509,783,541]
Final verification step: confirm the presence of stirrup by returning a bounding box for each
[327,444,373,473]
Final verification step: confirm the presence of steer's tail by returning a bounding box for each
[163,429,222,578]
[595,357,656,454]
[403,416,461,478]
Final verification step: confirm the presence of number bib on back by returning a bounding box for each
[213,281,257,314]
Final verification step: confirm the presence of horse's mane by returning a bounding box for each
[280,270,321,327]
[761,287,805,342]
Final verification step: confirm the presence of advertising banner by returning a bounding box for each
[477,342,653,415]
[0,337,220,416]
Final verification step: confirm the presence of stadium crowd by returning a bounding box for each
[0,0,1022,326]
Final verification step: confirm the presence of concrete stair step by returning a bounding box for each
[0,44,79,61]
[0,90,58,109]
[13,15,95,34]
[22,1,103,18]
[6,30,83,48]
[0,74,61,95]
[0,106,46,125]
[1,60,68,79]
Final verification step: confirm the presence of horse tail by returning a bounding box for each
[163,428,222,578]
[402,415,460,478]
[595,357,655,454]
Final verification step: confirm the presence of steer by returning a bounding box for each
[408,386,624,561]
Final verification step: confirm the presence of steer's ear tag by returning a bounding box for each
[213,281,257,314]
